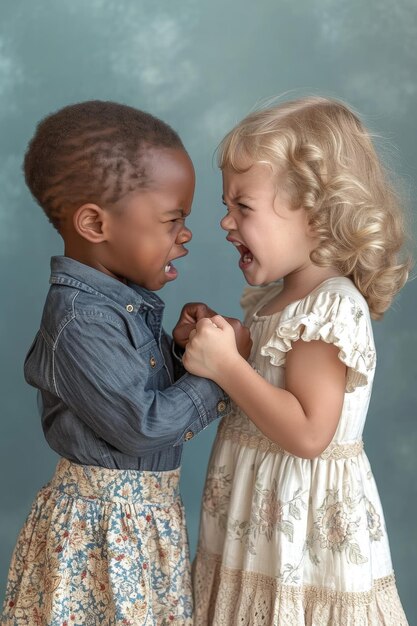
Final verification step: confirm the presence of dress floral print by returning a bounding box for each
[1,459,193,625]
[193,277,408,626]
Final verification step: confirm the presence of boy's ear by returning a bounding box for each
[73,203,108,242]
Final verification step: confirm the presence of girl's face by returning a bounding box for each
[221,162,316,286]
[104,148,195,291]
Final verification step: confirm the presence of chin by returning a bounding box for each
[245,275,263,286]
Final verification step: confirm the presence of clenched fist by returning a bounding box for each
[173,303,252,360]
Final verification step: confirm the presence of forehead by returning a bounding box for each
[145,147,195,190]
[222,161,275,192]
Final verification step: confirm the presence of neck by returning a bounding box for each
[282,264,341,301]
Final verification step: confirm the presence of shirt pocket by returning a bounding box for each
[136,339,165,378]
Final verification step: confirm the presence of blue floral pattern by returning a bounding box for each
[1,459,192,625]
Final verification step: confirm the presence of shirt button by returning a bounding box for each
[217,400,227,413]
[126,304,134,313]
[184,430,194,441]
[149,356,157,368]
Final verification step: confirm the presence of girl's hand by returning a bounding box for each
[173,303,252,358]
[224,317,252,360]
[173,302,217,348]
[183,315,240,381]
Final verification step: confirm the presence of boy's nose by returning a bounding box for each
[177,226,192,245]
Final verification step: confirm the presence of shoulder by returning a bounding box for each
[40,284,131,347]
[282,277,371,327]
[312,277,369,310]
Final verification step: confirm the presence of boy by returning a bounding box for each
[1,101,250,625]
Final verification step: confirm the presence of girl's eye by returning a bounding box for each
[222,201,251,212]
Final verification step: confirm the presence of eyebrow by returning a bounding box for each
[222,193,255,204]
[163,208,186,217]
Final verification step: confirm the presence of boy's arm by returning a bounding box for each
[44,315,230,457]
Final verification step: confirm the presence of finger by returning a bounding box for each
[189,328,197,340]
[196,317,215,331]
[210,314,229,329]
[196,304,217,320]
[180,302,204,323]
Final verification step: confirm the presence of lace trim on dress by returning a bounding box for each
[193,548,409,626]
[217,421,364,460]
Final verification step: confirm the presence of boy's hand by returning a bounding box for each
[173,302,217,348]
[223,317,252,360]
[173,304,252,359]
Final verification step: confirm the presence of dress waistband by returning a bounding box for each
[217,424,363,460]
[50,458,181,504]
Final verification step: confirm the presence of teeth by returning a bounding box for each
[243,253,253,263]
[232,242,241,247]
[164,263,171,273]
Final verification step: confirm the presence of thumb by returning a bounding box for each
[210,314,230,330]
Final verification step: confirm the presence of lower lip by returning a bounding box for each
[165,263,178,279]
[239,257,253,271]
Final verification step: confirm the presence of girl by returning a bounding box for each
[183,96,411,625]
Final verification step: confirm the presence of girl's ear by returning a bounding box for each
[73,203,108,243]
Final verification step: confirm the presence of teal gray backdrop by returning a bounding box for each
[1,0,416,621]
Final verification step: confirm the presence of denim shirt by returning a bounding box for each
[24,256,230,471]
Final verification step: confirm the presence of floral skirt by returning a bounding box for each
[1,458,192,626]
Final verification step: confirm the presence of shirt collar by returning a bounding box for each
[49,256,165,312]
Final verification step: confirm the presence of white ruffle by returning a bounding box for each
[260,289,376,392]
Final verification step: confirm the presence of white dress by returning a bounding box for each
[193,277,408,625]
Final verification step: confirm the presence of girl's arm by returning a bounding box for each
[183,315,346,459]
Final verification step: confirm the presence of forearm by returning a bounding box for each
[52,319,230,455]
[217,356,332,459]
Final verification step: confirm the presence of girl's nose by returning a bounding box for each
[177,225,192,245]
[220,212,235,230]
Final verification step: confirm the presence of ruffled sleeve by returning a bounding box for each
[260,289,376,392]
[240,283,282,326]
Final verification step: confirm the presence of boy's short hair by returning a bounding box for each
[24,100,184,230]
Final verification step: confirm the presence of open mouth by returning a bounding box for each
[164,261,178,277]
[230,240,254,268]
[164,251,188,279]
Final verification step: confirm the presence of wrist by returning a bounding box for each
[214,352,247,388]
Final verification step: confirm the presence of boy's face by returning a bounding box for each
[104,148,195,290]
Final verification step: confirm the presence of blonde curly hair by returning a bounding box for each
[218,96,412,319]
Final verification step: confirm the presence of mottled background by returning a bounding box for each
[0,0,416,620]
